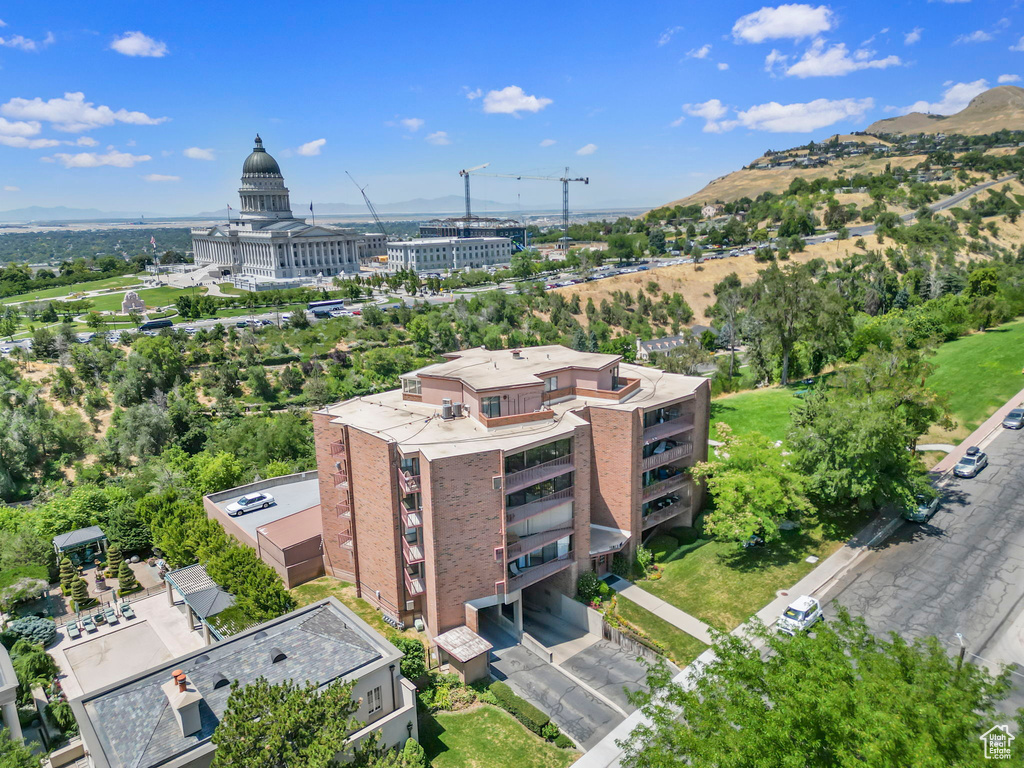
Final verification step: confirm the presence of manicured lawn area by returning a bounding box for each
[419,705,577,768]
[640,514,870,632]
[290,576,421,641]
[614,596,707,666]
[709,387,799,443]
[925,320,1024,440]
[84,286,201,313]
[1,275,144,304]
[217,282,248,295]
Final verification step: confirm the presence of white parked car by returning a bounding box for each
[225,492,275,517]
[777,595,823,635]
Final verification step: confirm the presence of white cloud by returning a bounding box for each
[482,86,552,115]
[764,49,789,73]
[905,27,922,45]
[465,88,483,100]
[732,4,833,43]
[684,99,737,132]
[0,136,60,149]
[49,150,152,168]
[901,79,988,114]
[142,173,180,182]
[670,115,686,127]
[110,31,168,57]
[74,136,98,147]
[3,186,19,192]
[784,39,901,77]
[998,74,1020,83]
[658,26,684,46]
[400,117,425,132]
[736,97,874,132]
[296,138,326,156]
[576,143,598,155]
[0,92,167,132]
[425,131,451,145]
[0,20,6,27]
[955,30,993,44]
[0,117,41,138]
[0,31,54,52]
[718,62,730,70]
[183,146,215,160]
[1013,36,1024,52]
[686,44,712,59]
[539,138,557,147]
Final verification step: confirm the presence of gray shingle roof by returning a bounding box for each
[80,601,389,768]
[53,526,106,551]
[186,587,236,620]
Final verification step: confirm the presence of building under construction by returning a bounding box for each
[418,215,527,249]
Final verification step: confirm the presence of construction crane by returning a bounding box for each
[469,167,589,249]
[345,171,388,239]
[457,163,490,219]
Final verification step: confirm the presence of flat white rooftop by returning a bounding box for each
[415,345,620,390]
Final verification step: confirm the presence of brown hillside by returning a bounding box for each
[866,85,1024,136]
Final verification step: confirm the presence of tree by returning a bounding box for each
[390,635,427,680]
[690,424,813,542]
[71,576,92,608]
[193,451,246,496]
[622,608,1016,768]
[648,229,666,254]
[117,559,139,595]
[0,728,39,768]
[211,677,363,768]
[0,308,18,340]
[59,557,77,594]
[105,544,123,577]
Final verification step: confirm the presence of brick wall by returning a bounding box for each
[422,450,504,637]
[570,421,593,586]
[312,411,356,581]
[348,428,404,619]
[585,407,641,546]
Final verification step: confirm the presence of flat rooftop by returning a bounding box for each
[209,476,320,541]
[74,599,400,768]
[415,345,620,390]
[320,361,705,460]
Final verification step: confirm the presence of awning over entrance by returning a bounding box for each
[589,525,630,557]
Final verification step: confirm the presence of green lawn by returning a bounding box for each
[419,705,577,768]
[1,275,143,304]
[614,596,707,666]
[83,286,201,313]
[925,320,1024,440]
[217,282,248,296]
[640,514,869,632]
[290,576,422,642]
[709,387,799,443]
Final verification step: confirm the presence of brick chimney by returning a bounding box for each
[161,669,204,737]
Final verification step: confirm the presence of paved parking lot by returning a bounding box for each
[561,640,659,713]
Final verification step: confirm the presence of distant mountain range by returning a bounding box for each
[866,85,1024,136]
[195,195,520,219]
[0,206,165,223]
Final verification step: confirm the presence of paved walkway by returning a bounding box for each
[916,443,955,453]
[607,577,715,645]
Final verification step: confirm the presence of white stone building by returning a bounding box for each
[191,136,379,282]
[386,236,513,272]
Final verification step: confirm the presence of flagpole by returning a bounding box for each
[310,201,315,226]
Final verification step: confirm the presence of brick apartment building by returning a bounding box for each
[312,345,710,639]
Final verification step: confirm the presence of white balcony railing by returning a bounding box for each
[507,551,574,592]
[505,488,574,526]
[503,454,574,494]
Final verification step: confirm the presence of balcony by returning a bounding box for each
[399,472,421,495]
[507,551,574,592]
[641,442,694,472]
[331,470,348,488]
[643,496,693,530]
[402,537,425,564]
[641,473,691,503]
[337,530,353,549]
[402,507,422,529]
[479,409,554,429]
[505,487,574,526]
[335,499,351,519]
[404,570,425,596]
[329,439,346,456]
[642,415,695,446]
[504,454,574,494]
[506,526,573,560]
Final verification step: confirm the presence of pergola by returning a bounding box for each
[163,563,236,645]
[52,526,108,564]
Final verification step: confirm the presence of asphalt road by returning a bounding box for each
[821,425,1024,713]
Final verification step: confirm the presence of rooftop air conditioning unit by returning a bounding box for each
[405,600,415,611]
[453,402,464,418]
[441,398,454,420]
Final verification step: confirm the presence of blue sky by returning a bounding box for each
[0,0,1020,214]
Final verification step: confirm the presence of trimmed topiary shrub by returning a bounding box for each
[5,617,57,647]
[70,577,94,609]
[117,560,141,596]
[105,545,124,578]
[489,681,550,735]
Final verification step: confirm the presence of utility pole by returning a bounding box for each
[954,632,966,684]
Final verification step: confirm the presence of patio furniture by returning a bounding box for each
[120,603,136,620]
[94,611,106,626]
[66,622,81,640]
[82,616,96,632]
[104,606,119,624]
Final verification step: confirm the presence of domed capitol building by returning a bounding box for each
[190,136,384,284]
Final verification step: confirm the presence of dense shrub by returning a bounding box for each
[489,681,550,735]
[390,635,427,681]
[554,733,576,749]
[5,616,56,647]
[576,571,601,603]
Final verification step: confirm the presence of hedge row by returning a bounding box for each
[488,681,549,736]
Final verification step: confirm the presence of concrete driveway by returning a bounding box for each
[561,640,659,713]
[821,425,1024,714]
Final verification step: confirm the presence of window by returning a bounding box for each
[543,375,558,393]
[402,377,422,395]
[367,685,382,714]
[481,396,501,418]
